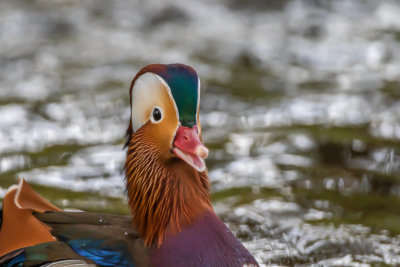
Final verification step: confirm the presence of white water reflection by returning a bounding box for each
[221,199,400,266]
[20,145,125,197]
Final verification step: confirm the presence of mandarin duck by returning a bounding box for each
[0,64,259,267]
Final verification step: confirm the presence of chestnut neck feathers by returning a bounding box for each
[124,124,211,246]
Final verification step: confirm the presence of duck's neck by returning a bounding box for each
[124,132,211,246]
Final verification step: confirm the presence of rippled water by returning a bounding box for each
[1,0,400,266]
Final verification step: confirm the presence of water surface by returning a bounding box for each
[1,0,400,266]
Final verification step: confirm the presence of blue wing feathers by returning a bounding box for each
[2,239,134,267]
[2,252,26,267]
[65,238,134,267]
[1,212,140,266]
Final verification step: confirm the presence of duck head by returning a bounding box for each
[127,63,208,172]
[125,64,212,246]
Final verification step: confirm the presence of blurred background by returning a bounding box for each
[1,0,400,266]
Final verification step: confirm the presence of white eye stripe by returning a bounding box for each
[150,105,163,124]
[131,73,175,131]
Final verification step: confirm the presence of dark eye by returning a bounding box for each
[152,107,162,121]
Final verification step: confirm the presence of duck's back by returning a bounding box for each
[0,211,147,267]
[0,180,147,267]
